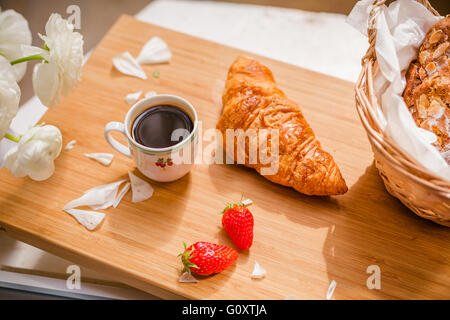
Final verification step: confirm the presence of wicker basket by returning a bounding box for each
[355,0,450,226]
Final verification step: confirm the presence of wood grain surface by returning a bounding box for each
[0,15,449,300]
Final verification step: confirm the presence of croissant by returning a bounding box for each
[216,56,348,196]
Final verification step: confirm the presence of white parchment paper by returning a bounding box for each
[348,0,450,180]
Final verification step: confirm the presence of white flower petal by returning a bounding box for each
[326,280,337,300]
[83,179,126,194]
[0,9,32,81]
[179,272,199,283]
[251,260,266,279]
[3,145,25,177]
[11,57,27,83]
[64,208,105,231]
[32,14,83,109]
[0,56,20,139]
[42,14,83,95]
[136,37,171,65]
[28,159,55,181]
[125,91,142,104]
[4,125,62,181]
[21,44,49,60]
[85,153,114,166]
[128,171,154,203]
[145,91,157,98]
[32,55,61,109]
[64,139,77,150]
[113,182,131,208]
[113,51,147,80]
[242,198,253,206]
[64,179,126,211]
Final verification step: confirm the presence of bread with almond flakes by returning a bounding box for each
[403,16,450,164]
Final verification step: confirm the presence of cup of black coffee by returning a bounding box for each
[105,94,198,182]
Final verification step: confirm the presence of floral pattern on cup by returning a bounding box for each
[105,94,198,182]
[156,157,173,169]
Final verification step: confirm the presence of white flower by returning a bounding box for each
[0,9,32,81]
[4,125,62,181]
[32,13,83,108]
[0,55,20,139]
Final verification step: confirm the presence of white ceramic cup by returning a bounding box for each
[104,94,198,182]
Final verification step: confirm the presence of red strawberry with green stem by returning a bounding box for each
[221,201,254,250]
[178,242,238,276]
[156,158,166,168]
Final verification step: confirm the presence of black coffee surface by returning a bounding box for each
[132,105,193,149]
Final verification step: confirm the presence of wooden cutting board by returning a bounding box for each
[0,15,449,300]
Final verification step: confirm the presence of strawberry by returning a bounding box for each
[178,242,238,276]
[221,202,254,250]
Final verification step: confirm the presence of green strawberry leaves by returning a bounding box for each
[178,242,199,275]
[220,195,246,214]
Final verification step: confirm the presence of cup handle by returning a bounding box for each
[104,122,131,158]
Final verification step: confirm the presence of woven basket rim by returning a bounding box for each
[355,0,450,193]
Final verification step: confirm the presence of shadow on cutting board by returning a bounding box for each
[322,162,450,299]
[206,159,450,299]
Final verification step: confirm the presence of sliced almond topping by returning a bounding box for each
[417,94,429,119]
[418,67,427,80]
[432,42,449,60]
[433,96,445,106]
[436,55,447,68]
[419,50,430,65]
[428,98,445,118]
[425,62,436,73]
[433,127,444,138]
[429,29,443,45]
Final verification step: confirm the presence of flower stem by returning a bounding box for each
[4,133,20,143]
[10,54,46,66]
